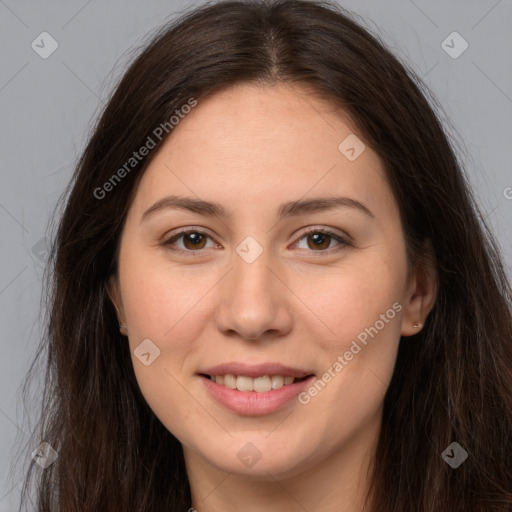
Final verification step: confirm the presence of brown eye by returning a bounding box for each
[181,232,207,250]
[295,228,351,253]
[163,230,215,253]
[306,232,332,250]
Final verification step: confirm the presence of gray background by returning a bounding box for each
[1,0,511,509]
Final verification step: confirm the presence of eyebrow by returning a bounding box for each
[141,195,375,223]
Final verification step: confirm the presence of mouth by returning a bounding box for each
[197,363,316,415]
[199,373,312,392]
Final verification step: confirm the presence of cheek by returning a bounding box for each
[306,255,406,349]
[297,250,406,422]
[118,253,214,439]
[120,246,212,341]
[294,266,404,442]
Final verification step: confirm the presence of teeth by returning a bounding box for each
[210,374,299,392]
[236,375,253,392]
[223,374,237,389]
[253,376,271,392]
[271,375,284,389]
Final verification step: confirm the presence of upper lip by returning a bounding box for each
[199,362,314,379]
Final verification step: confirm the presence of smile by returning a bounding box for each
[198,363,315,415]
[202,374,311,392]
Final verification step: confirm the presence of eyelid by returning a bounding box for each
[292,226,353,254]
[160,225,214,242]
[160,225,353,255]
[295,225,352,243]
[160,226,219,255]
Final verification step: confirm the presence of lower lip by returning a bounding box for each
[200,375,315,416]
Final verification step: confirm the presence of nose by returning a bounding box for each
[214,249,293,342]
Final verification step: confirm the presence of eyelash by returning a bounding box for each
[160,227,352,256]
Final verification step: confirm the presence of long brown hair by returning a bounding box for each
[15,0,512,510]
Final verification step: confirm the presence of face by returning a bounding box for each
[110,82,435,481]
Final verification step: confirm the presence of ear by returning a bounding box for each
[400,241,438,337]
[107,274,126,326]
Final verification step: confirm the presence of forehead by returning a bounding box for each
[128,83,397,222]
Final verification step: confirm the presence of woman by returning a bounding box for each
[17,0,512,510]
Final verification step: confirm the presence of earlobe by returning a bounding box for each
[400,244,438,337]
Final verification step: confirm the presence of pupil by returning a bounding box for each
[309,232,330,250]
[189,233,202,244]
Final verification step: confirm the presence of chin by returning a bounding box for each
[198,437,318,480]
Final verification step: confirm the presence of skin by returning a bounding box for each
[109,82,437,512]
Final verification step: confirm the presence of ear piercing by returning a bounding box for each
[413,322,422,329]
[119,324,128,336]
